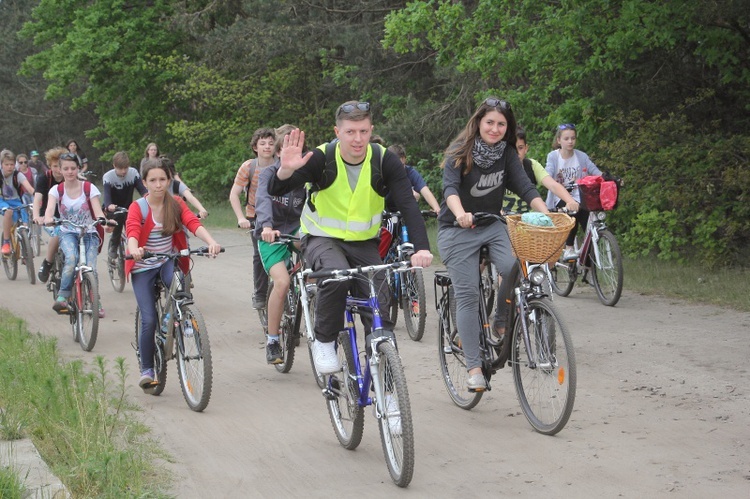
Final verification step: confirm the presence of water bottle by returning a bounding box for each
[160,312,171,333]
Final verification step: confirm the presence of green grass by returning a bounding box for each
[201,201,243,229]
[623,257,750,312]
[0,312,172,497]
[0,466,25,499]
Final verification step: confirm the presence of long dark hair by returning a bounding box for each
[141,158,181,236]
[441,97,518,175]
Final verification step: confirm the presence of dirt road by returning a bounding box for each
[3,229,748,497]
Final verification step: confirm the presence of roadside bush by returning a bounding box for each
[600,101,750,267]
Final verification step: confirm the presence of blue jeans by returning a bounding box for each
[58,232,99,298]
[132,261,175,371]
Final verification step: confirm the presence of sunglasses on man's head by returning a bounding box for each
[558,123,576,131]
[484,98,511,110]
[337,102,370,117]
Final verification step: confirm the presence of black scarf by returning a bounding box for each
[472,137,506,170]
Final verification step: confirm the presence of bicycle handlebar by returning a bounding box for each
[125,247,225,260]
[1,203,33,215]
[45,217,116,229]
[306,260,413,282]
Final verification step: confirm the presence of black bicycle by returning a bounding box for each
[382,210,435,341]
[436,212,576,435]
[129,247,222,411]
[106,207,128,293]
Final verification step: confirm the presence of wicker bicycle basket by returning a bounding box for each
[506,213,575,264]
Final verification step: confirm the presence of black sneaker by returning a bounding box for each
[266,341,283,364]
[38,259,52,283]
[252,295,267,310]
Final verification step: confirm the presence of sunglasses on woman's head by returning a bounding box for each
[18,160,27,164]
[558,123,576,131]
[337,102,370,117]
[484,98,510,110]
[59,152,80,165]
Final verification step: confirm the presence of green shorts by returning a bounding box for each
[258,239,292,273]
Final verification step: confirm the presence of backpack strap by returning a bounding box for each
[319,142,385,194]
[56,181,96,215]
[522,158,536,185]
[135,197,149,225]
[243,158,258,205]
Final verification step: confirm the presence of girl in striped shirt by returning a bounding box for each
[126,159,221,391]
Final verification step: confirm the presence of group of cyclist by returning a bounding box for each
[3,97,599,396]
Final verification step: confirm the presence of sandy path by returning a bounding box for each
[2,228,748,497]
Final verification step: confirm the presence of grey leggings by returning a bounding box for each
[437,221,516,371]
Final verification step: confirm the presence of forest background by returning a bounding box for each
[1,0,747,267]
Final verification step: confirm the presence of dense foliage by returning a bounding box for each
[2,0,748,265]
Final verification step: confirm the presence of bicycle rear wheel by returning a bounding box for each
[134,305,167,396]
[176,305,213,412]
[78,273,99,352]
[401,268,426,341]
[481,263,495,315]
[385,266,400,327]
[549,261,575,297]
[305,286,326,388]
[326,331,364,450]
[375,341,415,488]
[511,297,576,435]
[437,292,483,410]
[20,229,35,284]
[591,230,623,306]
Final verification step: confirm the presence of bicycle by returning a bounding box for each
[26,204,42,257]
[129,247,222,412]
[310,261,416,487]
[548,191,624,306]
[48,217,112,351]
[382,210,435,341]
[435,212,577,435]
[105,207,128,292]
[261,234,309,374]
[1,204,36,284]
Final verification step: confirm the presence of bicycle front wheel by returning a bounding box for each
[31,223,41,257]
[438,293,483,410]
[549,261,576,297]
[305,287,326,388]
[375,341,415,488]
[176,305,213,411]
[3,239,18,280]
[78,273,99,352]
[591,230,624,306]
[511,297,576,435]
[20,230,35,285]
[401,268,426,341]
[268,281,300,374]
[108,243,126,293]
[326,331,364,450]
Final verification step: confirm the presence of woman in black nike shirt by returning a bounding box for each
[436,97,549,391]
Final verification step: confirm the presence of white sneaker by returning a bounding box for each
[312,340,341,374]
[383,394,402,435]
[561,248,578,261]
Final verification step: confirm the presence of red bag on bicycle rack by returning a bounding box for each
[599,180,619,211]
[576,175,603,211]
